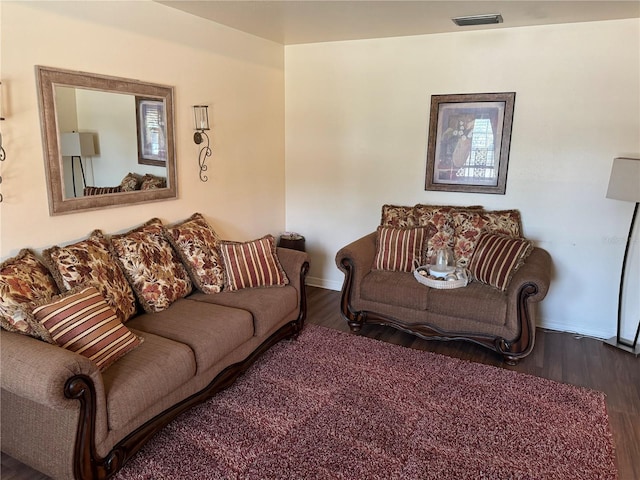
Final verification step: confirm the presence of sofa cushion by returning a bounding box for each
[189,286,299,337]
[164,213,225,294]
[469,233,533,291]
[29,286,142,371]
[126,298,253,372]
[361,270,430,310]
[43,230,137,323]
[451,209,523,266]
[373,226,430,272]
[0,249,60,338]
[218,235,288,292]
[101,329,196,431]
[110,218,192,312]
[427,282,507,326]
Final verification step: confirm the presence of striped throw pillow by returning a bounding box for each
[469,233,533,291]
[373,226,428,272]
[218,235,289,291]
[30,286,142,371]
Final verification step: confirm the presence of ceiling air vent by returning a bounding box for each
[452,14,503,27]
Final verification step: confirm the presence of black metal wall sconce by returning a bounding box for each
[193,105,211,182]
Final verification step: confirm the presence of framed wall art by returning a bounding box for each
[136,97,168,166]
[425,92,516,194]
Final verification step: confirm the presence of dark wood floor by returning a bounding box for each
[3,286,639,479]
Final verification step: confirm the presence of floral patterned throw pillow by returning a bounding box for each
[120,172,143,192]
[380,205,416,228]
[413,205,483,265]
[140,174,166,190]
[0,249,60,338]
[43,230,137,323]
[164,213,225,294]
[110,218,192,312]
[451,209,523,266]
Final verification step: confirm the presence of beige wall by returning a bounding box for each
[0,1,285,255]
[2,1,639,339]
[285,19,640,338]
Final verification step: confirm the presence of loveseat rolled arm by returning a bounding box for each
[498,247,553,363]
[335,232,377,330]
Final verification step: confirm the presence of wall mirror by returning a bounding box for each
[36,66,177,215]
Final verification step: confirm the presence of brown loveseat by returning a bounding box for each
[1,215,309,480]
[335,204,551,364]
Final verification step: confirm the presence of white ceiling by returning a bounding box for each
[157,1,640,45]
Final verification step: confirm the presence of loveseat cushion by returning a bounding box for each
[189,285,299,337]
[126,298,253,372]
[101,329,196,431]
[427,282,507,326]
[361,271,430,310]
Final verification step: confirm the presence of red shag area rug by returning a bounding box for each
[115,325,617,480]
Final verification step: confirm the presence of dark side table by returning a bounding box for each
[278,234,305,252]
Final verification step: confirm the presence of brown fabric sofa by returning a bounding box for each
[1,246,309,480]
[335,204,552,364]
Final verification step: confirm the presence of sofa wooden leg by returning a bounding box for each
[348,321,363,332]
[504,356,519,366]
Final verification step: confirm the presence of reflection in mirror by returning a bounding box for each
[36,66,177,215]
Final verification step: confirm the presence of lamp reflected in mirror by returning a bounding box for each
[193,105,211,182]
[60,132,96,197]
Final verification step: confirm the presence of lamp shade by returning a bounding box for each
[193,105,209,131]
[60,132,95,157]
[606,157,640,203]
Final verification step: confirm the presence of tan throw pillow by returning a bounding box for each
[373,226,429,272]
[469,233,533,291]
[43,230,137,323]
[30,286,142,371]
[110,218,192,312]
[164,213,225,294]
[0,249,60,338]
[451,209,523,266]
[218,235,288,292]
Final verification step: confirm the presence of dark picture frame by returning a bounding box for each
[136,97,167,167]
[425,92,516,194]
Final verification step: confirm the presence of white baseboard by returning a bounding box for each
[306,276,341,291]
[537,319,613,340]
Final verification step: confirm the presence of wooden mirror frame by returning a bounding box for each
[36,66,177,215]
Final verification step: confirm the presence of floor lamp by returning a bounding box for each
[604,157,640,356]
[60,132,96,197]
